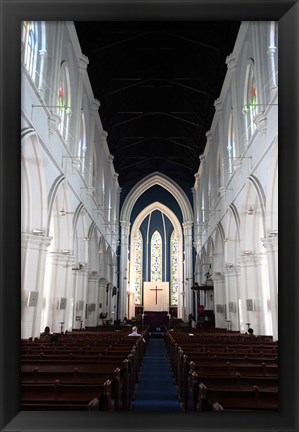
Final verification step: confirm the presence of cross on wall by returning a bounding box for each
[150,285,163,305]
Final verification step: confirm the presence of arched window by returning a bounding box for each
[216,152,221,196]
[107,190,111,222]
[78,112,86,173]
[201,193,205,223]
[22,21,47,92]
[170,230,178,305]
[58,62,71,142]
[243,60,257,142]
[134,230,143,305]
[151,230,162,282]
[227,111,236,175]
[22,21,39,81]
[268,21,278,90]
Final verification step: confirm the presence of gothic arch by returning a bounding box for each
[120,172,194,224]
[130,202,184,313]
[21,128,48,233]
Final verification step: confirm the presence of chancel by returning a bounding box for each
[20,20,278,412]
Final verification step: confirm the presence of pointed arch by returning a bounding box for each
[120,172,193,224]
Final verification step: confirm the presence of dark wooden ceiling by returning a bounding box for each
[74,21,240,194]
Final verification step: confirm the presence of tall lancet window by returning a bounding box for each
[151,230,162,282]
[22,21,41,84]
[78,112,86,173]
[134,230,143,305]
[243,60,257,142]
[227,111,236,175]
[170,230,179,305]
[58,61,71,142]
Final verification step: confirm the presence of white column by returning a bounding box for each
[252,23,267,113]
[223,264,239,331]
[99,278,109,317]
[236,253,267,335]
[86,274,100,327]
[261,233,278,340]
[21,233,52,339]
[88,99,101,188]
[73,55,89,154]
[182,221,194,317]
[193,173,201,253]
[212,272,225,329]
[42,251,75,334]
[49,23,63,112]
[226,55,241,152]
[119,220,131,320]
[71,269,89,330]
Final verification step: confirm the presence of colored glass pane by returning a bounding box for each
[134,230,142,305]
[170,231,178,305]
[151,230,162,282]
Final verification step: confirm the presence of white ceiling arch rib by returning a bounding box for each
[120,171,194,225]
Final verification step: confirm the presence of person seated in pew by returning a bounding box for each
[247,328,256,337]
[40,326,51,338]
[128,326,141,336]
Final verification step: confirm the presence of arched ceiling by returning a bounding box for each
[74,21,241,198]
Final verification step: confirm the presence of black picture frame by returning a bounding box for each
[1,1,298,431]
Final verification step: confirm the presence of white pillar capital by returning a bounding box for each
[39,49,48,58]
[226,54,237,73]
[78,54,89,74]
[214,98,223,112]
[92,99,101,113]
[21,232,52,251]
[261,235,278,252]
[212,271,225,282]
[199,154,206,164]
[182,221,193,235]
[254,112,268,136]
[101,130,108,142]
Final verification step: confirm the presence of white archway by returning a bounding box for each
[130,202,184,318]
[118,172,194,320]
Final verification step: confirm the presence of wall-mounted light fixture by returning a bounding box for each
[58,208,74,216]
[242,250,253,256]
[247,207,254,215]
[61,249,71,255]
[32,229,44,235]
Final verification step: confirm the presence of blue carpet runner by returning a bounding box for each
[132,337,182,411]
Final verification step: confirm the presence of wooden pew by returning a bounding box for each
[189,371,278,411]
[189,360,278,377]
[21,368,122,410]
[21,359,132,410]
[197,383,278,411]
[180,359,278,410]
[21,380,113,411]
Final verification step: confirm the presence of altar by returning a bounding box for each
[143,311,170,333]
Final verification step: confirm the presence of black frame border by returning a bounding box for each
[1,1,298,431]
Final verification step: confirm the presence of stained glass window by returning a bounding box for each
[22,21,38,80]
[78,112,86,173]
[58,62,71,142]
[134,230,143,305]
[151,230,162,282]
[170,230,179,305]
[227,111,236,175]
[243,61,257,141]
[244,67,257,113]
